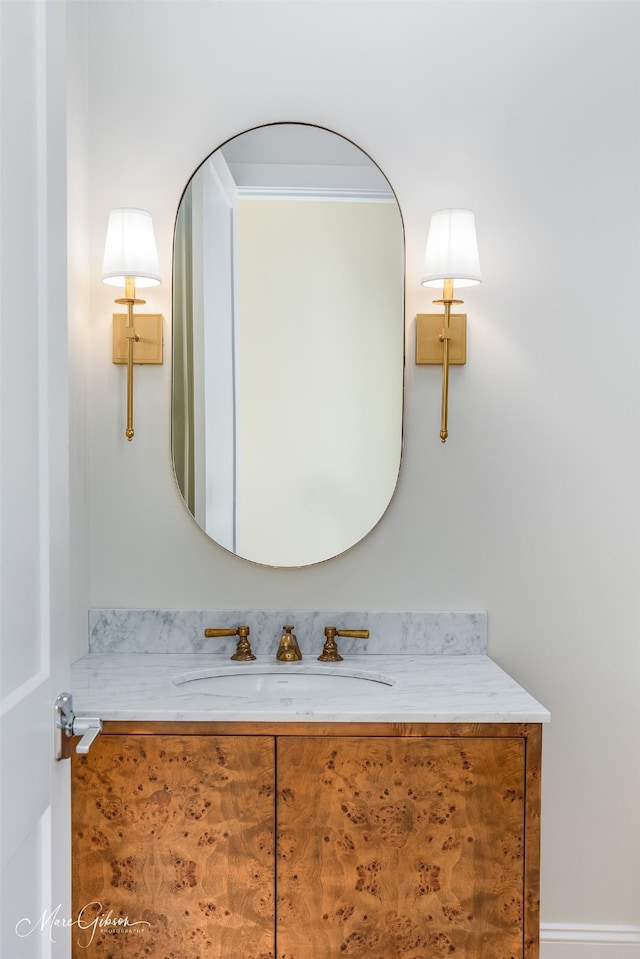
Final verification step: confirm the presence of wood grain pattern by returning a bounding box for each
[523,724,542,959]
[70,723,541,959]
[71,735,275,959]
[276,736,528,959]
[90,721,541,740]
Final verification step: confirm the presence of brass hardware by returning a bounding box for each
[113,277,144,441]
[110,290,163,441]
[113,313,163,365]
[318,627,370,662]
[101,209,161,442]
[415,312,467,365]
[416,278,467,443]
[204,625,256,661]
[419,209,482,443]
[276,625,302,662]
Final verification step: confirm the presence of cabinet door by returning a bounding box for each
[277,736,527,959]
[72,734,275,959]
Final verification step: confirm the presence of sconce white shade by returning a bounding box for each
[421,209,481,289]
[101,208,161,288]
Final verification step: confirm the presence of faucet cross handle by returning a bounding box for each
[318,626,369,662]
[204,625,256,661]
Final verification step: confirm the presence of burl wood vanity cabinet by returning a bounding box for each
[70,721,541,959]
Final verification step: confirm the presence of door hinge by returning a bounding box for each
[55,692,102,760]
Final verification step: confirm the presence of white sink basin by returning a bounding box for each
[172,665,395,697]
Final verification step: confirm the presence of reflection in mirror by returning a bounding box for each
[173,123,404,567]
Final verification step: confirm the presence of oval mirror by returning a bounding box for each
[172,123,404,567]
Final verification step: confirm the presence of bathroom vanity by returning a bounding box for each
[65,627,549,959]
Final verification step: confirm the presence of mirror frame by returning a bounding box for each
[171,121,406,567]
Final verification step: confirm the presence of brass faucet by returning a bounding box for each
[276,625,302,662]
[318,626,369,662]
[204,625,256,661]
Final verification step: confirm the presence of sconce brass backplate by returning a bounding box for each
[415,313,467,365]
[112,313,163,365]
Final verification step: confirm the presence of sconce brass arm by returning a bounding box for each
[114,276,143,441]
[432,278,463,443]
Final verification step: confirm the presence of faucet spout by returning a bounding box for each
[276,625,302,662]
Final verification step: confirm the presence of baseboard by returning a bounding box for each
[541,924,640,958]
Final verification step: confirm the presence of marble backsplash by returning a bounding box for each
[88,609,487,657]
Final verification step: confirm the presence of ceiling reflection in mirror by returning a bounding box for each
[172,123,404,567]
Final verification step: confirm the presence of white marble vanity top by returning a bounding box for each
[70,654,550,724]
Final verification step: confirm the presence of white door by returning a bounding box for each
[0,3,73,957]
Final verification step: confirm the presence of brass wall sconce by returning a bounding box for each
[415,209,481,442]
[101,208,162,441]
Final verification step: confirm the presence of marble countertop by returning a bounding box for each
[70,653,550,724]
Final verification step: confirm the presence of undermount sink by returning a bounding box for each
[172,665,395,697]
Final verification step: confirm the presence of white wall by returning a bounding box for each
[84,0,639,941]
